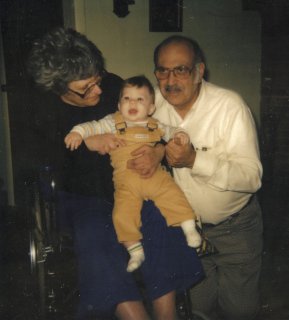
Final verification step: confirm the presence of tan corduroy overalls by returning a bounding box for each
[110,112,197,242]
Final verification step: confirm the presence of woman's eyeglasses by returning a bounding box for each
[68,80,102,99]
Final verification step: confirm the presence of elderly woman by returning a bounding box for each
[27,27,203,320]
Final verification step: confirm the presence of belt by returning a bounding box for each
[202,195,255,228]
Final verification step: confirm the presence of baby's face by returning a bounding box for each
[118,85,155,122]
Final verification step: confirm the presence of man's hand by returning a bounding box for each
[64,132,83,151]
[127,144,165,178]
[166,138,196,168]
[84,133,126,155]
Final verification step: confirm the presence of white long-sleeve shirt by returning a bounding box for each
[70,112,181,143]
[153,80,262,224]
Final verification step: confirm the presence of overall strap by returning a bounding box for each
[147,116,159,131]
[114,111,127,134]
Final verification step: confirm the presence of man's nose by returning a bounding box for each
[167,70,177,85]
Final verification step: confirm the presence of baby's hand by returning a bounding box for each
[64,132,83,150]
[173,131,190,145]
[85,133,126,155]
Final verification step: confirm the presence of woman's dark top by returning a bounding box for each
[31,72,123,201]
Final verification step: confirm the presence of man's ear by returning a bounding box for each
[194,63,205,84]
[149,103,156,116]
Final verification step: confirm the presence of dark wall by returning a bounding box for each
[243,0,289,189]
[259,1,289,189]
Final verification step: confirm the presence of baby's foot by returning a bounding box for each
[185,230,202,248]
[127,255,145,272]
[126,242,145,272]
[181,219,202,248]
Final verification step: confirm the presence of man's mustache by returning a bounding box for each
[164,85,182,93]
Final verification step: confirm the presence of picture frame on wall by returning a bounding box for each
[149,0,183,32]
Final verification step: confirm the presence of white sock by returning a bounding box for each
[126,242,145,272]
[181,219,202,248]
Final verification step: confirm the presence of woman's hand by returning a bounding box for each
[84,133,126,155]
[127,144,165,178]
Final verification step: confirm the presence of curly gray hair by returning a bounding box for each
[27,27,105,95]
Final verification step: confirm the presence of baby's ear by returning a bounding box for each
[118,102,121,110]
[149,103,156,116]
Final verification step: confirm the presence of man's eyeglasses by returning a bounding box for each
[154,65,195,80]
[68,80,101,99]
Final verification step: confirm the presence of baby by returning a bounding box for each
[65,75,201,272]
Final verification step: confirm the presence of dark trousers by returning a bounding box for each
[190,196,263,320]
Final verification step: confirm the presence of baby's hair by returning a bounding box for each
[120,75,155,103]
